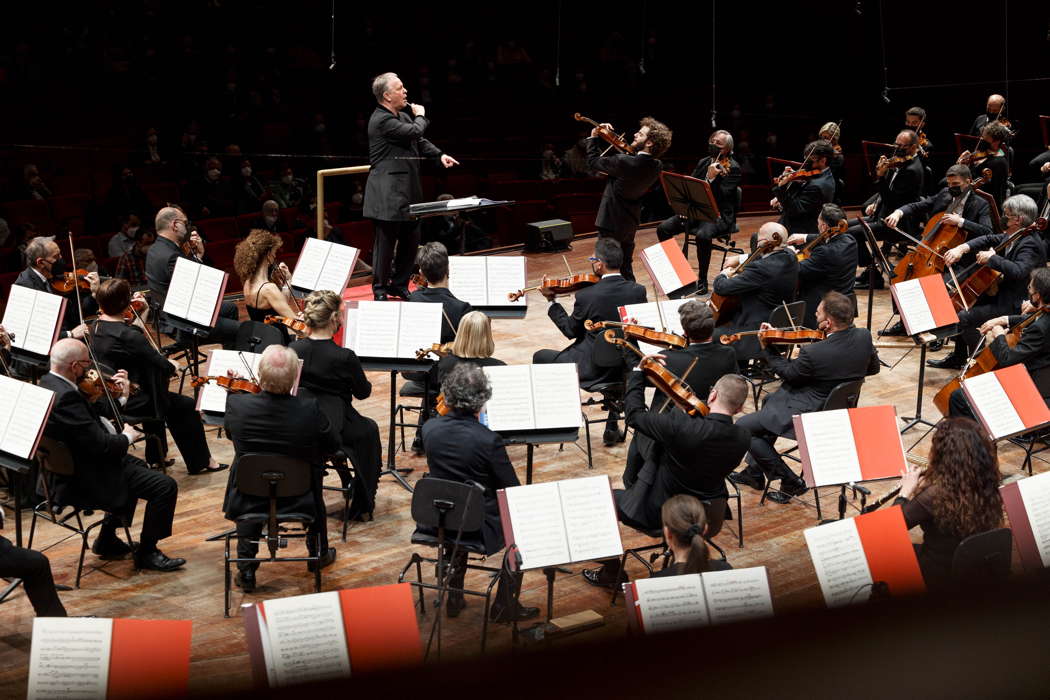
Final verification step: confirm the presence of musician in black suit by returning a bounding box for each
[969,94,1006,137]
[290,290,382,521]
[363,72,459,301]
[929,194,1047,371]
[90,279,224,475]
[850,130,925,287]
[958,120,1010,210]
[786,204,858,329]
[622,300,738,488]
[729,292,880,503]
[407,242,472,343]
[40,339,185,571]
[15,236,96,339]
[655,129,740,294]
[420,364,539,623]
[770,139,837,236]
[949,268,1050,418]
[0,535,66,617]
[145,206,239,345]
[586,117,672,281]
[904,106,934,165]
[711,222,799,368]
[223,345,341,592]
[532,239,646,442]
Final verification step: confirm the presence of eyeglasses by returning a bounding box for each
[587,256,600,263]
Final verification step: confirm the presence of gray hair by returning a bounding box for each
[258,345,299,394]
[711,129,734,152]
[25,236,54,267]
[1003,194,1038,227]
[372,72,398,102]
[50,338,86,370]
[442,363,492,414]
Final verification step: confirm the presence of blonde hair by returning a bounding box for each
[303,289,341,329]
[233,229,282,283]
[451,311,495,359]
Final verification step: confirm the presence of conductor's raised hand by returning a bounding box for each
[440,154,459,169]
[410,103,426,117]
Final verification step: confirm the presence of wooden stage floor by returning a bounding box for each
[0,214,1040,696]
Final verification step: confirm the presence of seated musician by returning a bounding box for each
[958,120,1011,211]
[420,364,540,623]
[787,203,858,329]
[969,93,1006,137]
[895,418,1002,590]
[533,238,647,444]
[929,194,1046,370]
[878,164,993,336]
[437,310,506,383]
[651,494,732,578]
[0,532,67,617]
[289,290,382,521]
[41,339,185,572]
[712,222,799,369]
[223,345,341,593]
[655,129,740,295]
[851,130,925,289]
[818,122,845,202]
[623,300,738,489]
[769,139,837,237]
[904,106,934,163]
[15,236,96,340]
[947,268,1050,418]
[90,278,226,475]
[408,241,472,344]
[729,292,880,503]
[233,229,301,326]
[583,371,749,588]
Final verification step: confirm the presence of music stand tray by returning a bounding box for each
[409,198,514,219]
[660,172,720,226]
[498,428,581,485]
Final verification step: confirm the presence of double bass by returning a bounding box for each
[707,231,783,324]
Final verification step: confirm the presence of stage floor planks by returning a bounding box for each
[0,214,1039,697]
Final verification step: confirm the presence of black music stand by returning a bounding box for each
[660,172,720,228]
[410,198,514,256]
[899,324,957,437]
[499,429,581,485]
[165,315,212,393]
[10,348,49,384]
[856,216,895,331]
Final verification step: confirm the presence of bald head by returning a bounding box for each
[50,338,87,377]
[258,345,298,394]
[987,94,1005,113]
[756,222,787,248]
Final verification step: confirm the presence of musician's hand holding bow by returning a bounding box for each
[943,213,965,227]
[111,369,131,400]
[884,209,903,228]
[899,461,923,499]
[864,202,877,216]
[769,197,782,211]
[189,230,204,258]
[86,271,101,295]
[706,163,722,180]
[944,244,968,265]
[975,248,995,265]
[978,316,1009,334]
[70,323,89,340]
[785,233,807,247]
[122,422,144,445]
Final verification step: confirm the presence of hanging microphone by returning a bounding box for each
[881,88,891,104]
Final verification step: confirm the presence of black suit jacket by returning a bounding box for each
[222,392,340,521]
[993,312,1050,400]
[712,249,798,362]
[436,354,506,384]
[14,267,96,333]
[619,371,750,530]
[420,412,520,555]
[690,155,741,229]
[586,139,663,237]
[773,169,836,233]
[39,373,132,511]
[797,233,858,328]
[547,274,647,380]
[407,287,472,344]
[289,337,372,427]
[874,157,925,221]
[363,106,443,222]
[144,236,188,321]
[962,231,1047,312]
[757,326,880,435]
[89,319,174,418]
[899,188,993,239]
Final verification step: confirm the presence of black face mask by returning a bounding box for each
[708,144,721,157]
[948,185,963,197]
[51,256,67,277]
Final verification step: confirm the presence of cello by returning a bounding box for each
[604,330,709,416]
[946,218,1049,312]
[707,231,783,324]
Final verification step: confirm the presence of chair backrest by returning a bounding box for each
[234,320,286,353]
[36,437,75,476]
[410,476,485,532]
[235,453,313,499]
[768,301,806,329]
[951,527,1012,583]
[591,324,627,370]
[822,379,864,411]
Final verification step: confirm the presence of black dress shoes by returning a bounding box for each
[446,594,467,618]
[235,569,257,593]
[91,536,135,559]
[768,476,808,503]
[854,269,885,290]
[490,602,541,623]
[878,321,907,337]
[696,281,709,296]
[728,470,765,492]
[927,355,964,370]
[134,549,186,572]
[581,567,628,590]
[373,291,389,301]
[308,547,337,572]
[188,463,229,475]
[388,286,411,300]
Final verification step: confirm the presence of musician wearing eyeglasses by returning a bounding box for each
[786,203,858,329]
[769,139,837,237]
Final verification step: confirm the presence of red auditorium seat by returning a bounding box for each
[0,271,21,304]
[205,239,239,271]
[553,192,601,219]
[1,199,51,227]
[569,212,595,237]
[197,217,239,241]
[141,182,181,209]
[235,213,259,236]
[49,193,91,222]
[335,221,374,258]
[324,201,344,225]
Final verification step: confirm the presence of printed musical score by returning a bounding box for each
[2,285,64,355]
[0,374,54,459]
[164,257,228,327]
[633,575,709,634]
[262,592,351,687]
[702,567,775,625]
[804,519,873,607]
[27,617,112,700]
[291,238,359,293]
[798,409,862,485]
[1017,474,1050,568]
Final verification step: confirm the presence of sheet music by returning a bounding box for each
[963,371,1026,439]
[641,242,686,296]
[633,575,710,634]
[1018,473,1050,568]
[484,257,527,306]
[702,566,775,625]
[447,256,489,306]
[27,617,112,700]
[0,376,54,459]
[558,475,623,563]
[262,592,351,688]
[395,302,443,359]
[1,284,35,352]
[341,304,359,350]
[350,301,400,358]
[290,238,327,291]
[619,299,690,355]
[531,363,582,430]
[502,481,571,569]
[804,519,873,608]
[483,365,537,431]
[892,278,934,335]
[798,409,862,486]
[3,286,63,355]
[186,264,226,326]
[197,350,262,413]
[292,238,359,293]
[445,196,481,209]
[163,256,198,320]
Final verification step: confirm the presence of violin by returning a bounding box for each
[959,148,997,167]
[508,273,600,302]
[410,272,429,289]
[435,393,451,416]
[268,262,304,314]
[708,231,783,324]
[264,314,308,336]
[122,298,149,324]
[795,220,847,262]
[946,218,1049,312]
[917,130,931,157]
[584,319,687,349]
[415,342,454,360]
[574,113,635,155]
[51,269,92,293]
[877,152,918,171]
[190,375,262,394]
[78,368,140,403]
[604,331,709,416]
[719,327,825,346]
[773,168,822,187]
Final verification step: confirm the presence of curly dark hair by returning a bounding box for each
[640,117,672,158]
[233,229,282,284]
[919,417,1002,539]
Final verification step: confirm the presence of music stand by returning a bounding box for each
[899,324,957,438]
[856,216,895,331]
[660,172,720,227]
[499,429,581,485]
[165,316,212,392]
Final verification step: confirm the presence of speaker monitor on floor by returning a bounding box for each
[526,218,574,252]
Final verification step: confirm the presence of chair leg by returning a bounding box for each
[814,487,822,521]
[75,532,89,589]
[314,532,322,593]
[27,511,39,549]
[341,490,350,542]
[736,496,744,548]
[224,535,232,618]
[583,414,593,469]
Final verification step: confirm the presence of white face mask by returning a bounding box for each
[241,167,252,177]
[207,168,221,180]
[126,226,140,236]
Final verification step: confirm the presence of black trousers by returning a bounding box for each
[656,216,731,284]
[101,456,179,552]
[948,387,976,419]
[0,535,67,617]
[236,483,328,571]
[948,303,1009,361]
[597,228,636,282]
[847,218,900,268]
[142,392,211,472]
[445,549,522,612]
[736,411,798,483]
[372,220,421,291]
[340,414,383,517]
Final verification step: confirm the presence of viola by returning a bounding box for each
[574,113,635,154]
[708,231,783,324]
[264,315,309,336]
[719,327,825,346]
[415,342,454,360]
[78,368,140,403]
[435,393,450,416]
[122,298,149,324]
[190,375,262,394]
[410,272,429,289]
[772,168,822,187]
[51,269,92,293]
[508,273,600,302]
[946,218,1049,312]
[795,220,847,262]
[584,319,687,349]
[604,330,709,417]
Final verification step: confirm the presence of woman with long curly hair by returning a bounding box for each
[233,229,299,322]
[894,417,1003,588]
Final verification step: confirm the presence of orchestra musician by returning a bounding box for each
[655,129,740,295]
[409,242,472,344]
[289,290,383,521]
[958,120,1011,210]
[233,229,301,325]
[586,117,672,281]
[436,310,506,382]
[969,94,1007,138]
[90,278,226,475]
[223,345,341,592]
[0,533,67,617]
[651,494,733,577]
[928,194,1046,370]
[14,236,95,339]
[363,72,459,301]
[769,139,837,237]
[419,364,540,623]
[817,122,845,202]
[712,222,799,368]
[729,292,880,503]
[786,203,858,329]
[40,338,185,572]
[532,238,646,444]
[947,268,1050,418]
[904,106,934,162]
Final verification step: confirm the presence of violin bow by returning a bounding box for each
[237,351,260,384]
[561,254,573,277]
